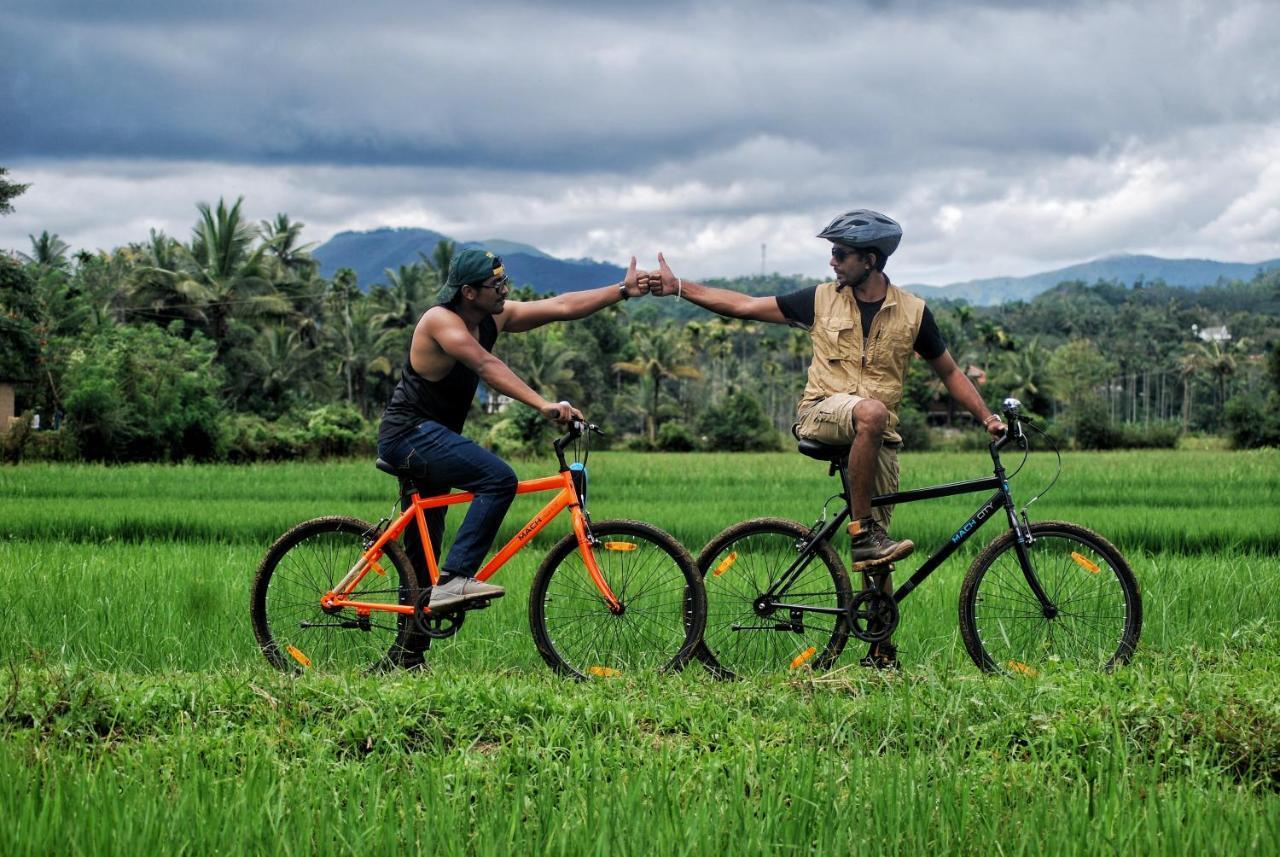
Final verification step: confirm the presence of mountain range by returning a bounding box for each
[312,228,1280,306]
[313,227,627,296]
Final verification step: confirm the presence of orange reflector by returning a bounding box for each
[587,666,620,678]
[371,560,386,577]
[1070,552,1100,574]
[603,542,637,552]
[1007,660,1037,677]
[790,646,817,669]
[286,645,311,668]
[714,551,738,577]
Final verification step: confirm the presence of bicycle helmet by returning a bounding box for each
[817,209,902,259]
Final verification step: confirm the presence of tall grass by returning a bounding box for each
[1,449,1277,854]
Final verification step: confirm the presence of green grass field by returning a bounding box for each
[1,448,1278,854]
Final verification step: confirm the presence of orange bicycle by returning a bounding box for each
[250,422,706,678]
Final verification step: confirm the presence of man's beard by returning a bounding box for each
[836,267,872,292]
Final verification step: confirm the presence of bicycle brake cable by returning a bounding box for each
[1018,420,1062,518]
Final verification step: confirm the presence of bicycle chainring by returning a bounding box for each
[848,588,899,643]
[412,588,467,638]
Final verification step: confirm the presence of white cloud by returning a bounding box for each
[3,1,1279,284]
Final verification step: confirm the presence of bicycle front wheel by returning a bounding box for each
[251,516,420,672]
[695,518,853,679]
[959,521,1141,674]
[529,519,706,680]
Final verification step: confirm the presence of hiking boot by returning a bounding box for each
[859,641,900,671]
[848,518,914,570]
[427,575,506,612]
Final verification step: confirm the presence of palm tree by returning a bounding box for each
[325,281,394,414]
[20,231,71,269]
[613,324,702,444]
[502,328,582,402]
[994,338,1051,416]
[260,213,319,281]
[426,239,456,282]
[126,197,289,352]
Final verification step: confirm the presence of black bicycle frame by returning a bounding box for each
[765,433,1055,614]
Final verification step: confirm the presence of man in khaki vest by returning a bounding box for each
[646,209,1005,668]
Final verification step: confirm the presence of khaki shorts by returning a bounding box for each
[795,394,900,528]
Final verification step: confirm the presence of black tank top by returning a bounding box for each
[378,313,499,442]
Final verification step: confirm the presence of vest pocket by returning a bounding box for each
[815,320,857,361]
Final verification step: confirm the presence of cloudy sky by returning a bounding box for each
[2,0,1278,284]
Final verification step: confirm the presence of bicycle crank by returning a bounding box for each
[848,589,899,643]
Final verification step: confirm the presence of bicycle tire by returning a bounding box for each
[959,520,1141,674]
[694,518,853,679]
[251,516,420,672]
[529,519,706,680]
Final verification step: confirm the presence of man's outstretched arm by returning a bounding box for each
[500,257,645,333]
[647,252,786,324]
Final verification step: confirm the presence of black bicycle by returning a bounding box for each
[695,398,1142,677]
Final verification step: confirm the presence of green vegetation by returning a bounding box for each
[3,195,1279,464]
[1,450,1277,853]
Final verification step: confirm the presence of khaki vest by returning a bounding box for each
[798,281,926,441]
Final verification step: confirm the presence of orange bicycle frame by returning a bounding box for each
[320,469,621,619]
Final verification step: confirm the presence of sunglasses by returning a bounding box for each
[830,246,861,263]
[472,275,511,293]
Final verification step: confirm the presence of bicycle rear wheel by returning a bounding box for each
[959,520,1141,674]
[695,518,853,679]
[251,516,420,672]
[529,519,706,680]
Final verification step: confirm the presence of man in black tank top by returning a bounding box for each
[377,248,648,630]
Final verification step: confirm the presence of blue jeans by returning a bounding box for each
[378,421,518,581]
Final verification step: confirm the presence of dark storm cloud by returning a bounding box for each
[5,0,1276,175]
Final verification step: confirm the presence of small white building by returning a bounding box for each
[1194,324,1231,344]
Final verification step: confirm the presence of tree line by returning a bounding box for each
[2,194,1278,463]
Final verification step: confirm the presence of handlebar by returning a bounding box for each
[553,420,603,471]
[991,397,1026,455]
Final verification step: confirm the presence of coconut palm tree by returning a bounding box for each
[613,323,702,444]
[126,197,290,353]
[20,231,71,269]
[260,213,319,281]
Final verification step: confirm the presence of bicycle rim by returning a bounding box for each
[697,518,852,678]
[530,519,704,679]
[961,521,1141,674]
[252,516,419,672]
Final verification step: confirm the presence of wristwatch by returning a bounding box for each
[618,282,630,300]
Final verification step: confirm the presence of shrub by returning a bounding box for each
[1068,396,1120,450]
[697,391,781,451]
[1225,394,1280,449]
[300,404,373,458]
[656,421,696,452]
[62,324,225,461]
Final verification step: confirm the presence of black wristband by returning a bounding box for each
[618,282,630,301]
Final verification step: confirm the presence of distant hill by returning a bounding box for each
[314,231,1280,305]
[904,254,1280,306]
[312,227,623,293]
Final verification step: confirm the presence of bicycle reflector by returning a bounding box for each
[1070,551,1101,573]
[1007,660,1038,677]
[286,645,312,668]
[588,666,620,677]
[603,542,637,552]
[790,646,817,669]
[714,551,738,576]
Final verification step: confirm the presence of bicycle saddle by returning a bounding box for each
[796,439,848,462]
[375,458,408,478]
